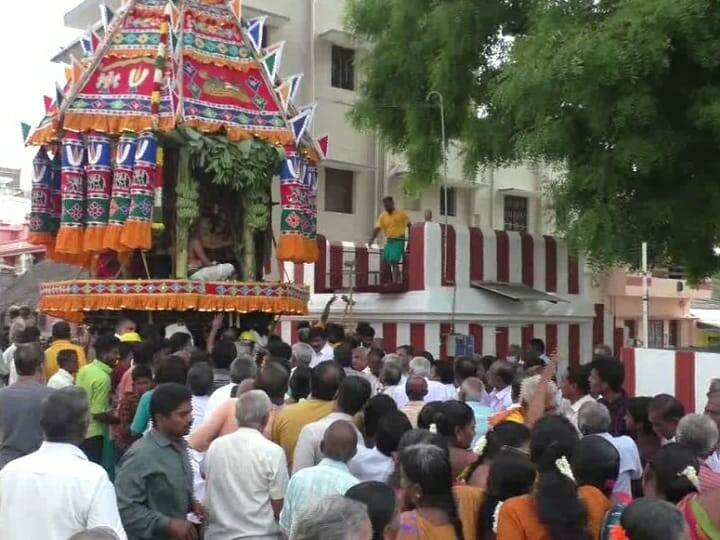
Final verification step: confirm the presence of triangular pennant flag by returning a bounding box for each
[261,48,283,81]
[80,33,93,57]
[20,122,31,143]
[70,55,84,86]
[55,83,65,108]
[287,73,304,103]
[91,31,102,52]
[64,66,73,84]
[100,2,115,31]
[247,17,266,53]
[275,79,293,112]
[230,0,242,19]
[261,42,285,82]
[43,96,53,114]
[289,105,316,143]
[316,134,330,160]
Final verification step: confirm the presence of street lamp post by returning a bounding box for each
[426,91,449,285]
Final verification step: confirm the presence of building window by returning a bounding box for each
[331,46,355,90]
[403,194,422,212]
[504,195,528,232]
[324,168,354,214]
[440,187,457,217]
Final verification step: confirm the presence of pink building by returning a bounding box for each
[601,269,711,352]
[0,223,44,271]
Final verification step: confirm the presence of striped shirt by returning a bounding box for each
[699,462,720,492]
[279,458,359,535]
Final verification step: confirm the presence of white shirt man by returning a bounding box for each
[0,441,126,540]
[349,446,395,483]
[292,411,364,473]
[205,427,288,540]
[425,379,457,402]
[310,343,335,368]
[488,385,514,412]
[563,394,596,430]
[47,368,75,390]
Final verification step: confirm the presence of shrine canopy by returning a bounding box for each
[26,0,329,266]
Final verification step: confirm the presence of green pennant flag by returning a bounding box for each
[20,122,31,143]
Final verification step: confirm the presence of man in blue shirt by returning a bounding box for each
[280,420,360,535]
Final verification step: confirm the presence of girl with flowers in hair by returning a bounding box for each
[477,448,536,539]
[497,415,613,540]
[643,442,720,540]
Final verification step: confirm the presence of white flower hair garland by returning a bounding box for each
[555,456,576,483]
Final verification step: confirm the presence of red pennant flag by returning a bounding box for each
[316,135,330,159]
[43,96,53,113]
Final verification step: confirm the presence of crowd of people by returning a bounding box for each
[0,307,720,540]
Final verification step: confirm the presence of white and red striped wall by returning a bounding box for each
[622,348,719,414]
[275,222,598,364]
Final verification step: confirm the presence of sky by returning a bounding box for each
[0,1,80,190]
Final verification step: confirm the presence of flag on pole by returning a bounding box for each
[315,135,330,160]
[80,33,93,57]
[288,73,303,103]
[247,17,266,52]
[55,83,65,108]
[91,31,102,52]
[276,79,293,112]
[261,42,285,82]
[100,2,115,31]
[289,105,316,143]
[71,55,84,87]
[20,122,31,143]
[230,0,242,19]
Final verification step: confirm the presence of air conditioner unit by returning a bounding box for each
[445,333,475,359]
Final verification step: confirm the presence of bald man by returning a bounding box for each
[279,420,359,534]
[400,376,428,428]
[459,377,494,444]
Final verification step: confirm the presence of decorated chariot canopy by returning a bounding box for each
[25,0,331,322]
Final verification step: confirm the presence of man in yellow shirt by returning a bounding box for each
[370,196,411,284]
[271,361,343,468]
[44,321,87,380]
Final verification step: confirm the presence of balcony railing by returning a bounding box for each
[314,238,409,294]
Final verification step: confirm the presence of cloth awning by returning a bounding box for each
[470,281,568,304]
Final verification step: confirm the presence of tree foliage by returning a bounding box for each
[348,0,720,279]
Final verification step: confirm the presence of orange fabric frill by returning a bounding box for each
[38,280,310,324]
[277,235,320,264]
[28,124,58,147]
[27,232,55,246]
[83,227,107,253]
[120,221,152,251]
[55,227,84,255]
[182,119,294,146]
[103,225,131,253]
[62,113,175,137]
[46,249,90,268]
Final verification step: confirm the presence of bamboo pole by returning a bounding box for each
[175,147,191,279]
